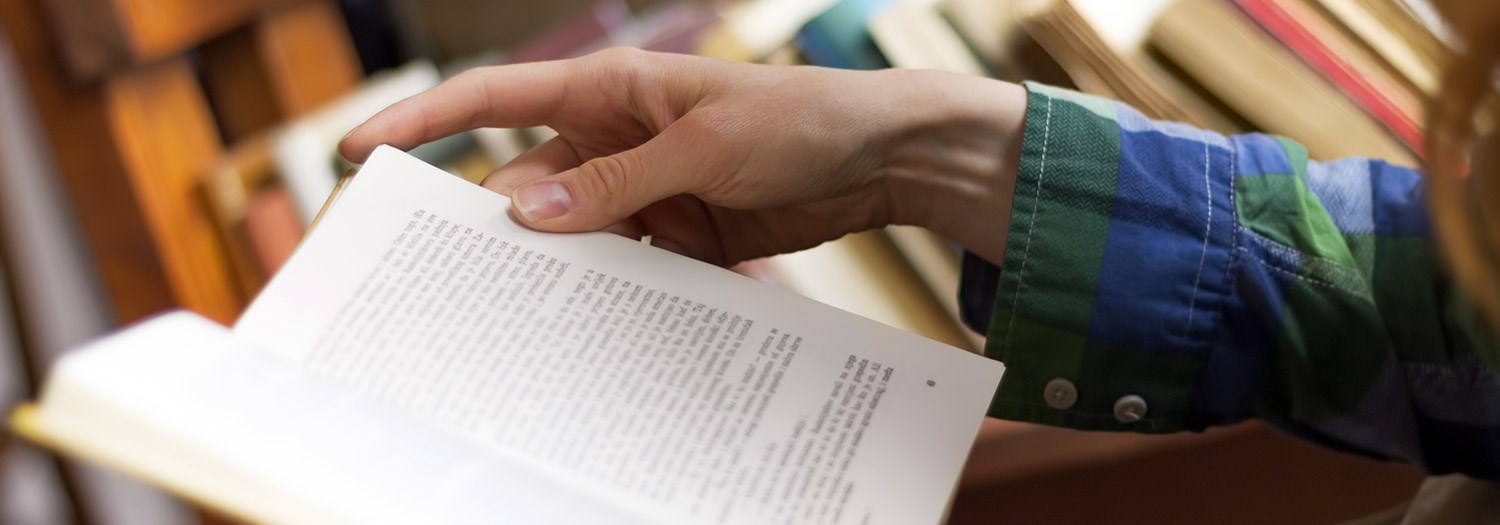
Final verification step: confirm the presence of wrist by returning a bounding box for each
[872,70,1026,266]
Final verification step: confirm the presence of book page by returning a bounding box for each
[36,312,653,525]
[236,146,1004,525]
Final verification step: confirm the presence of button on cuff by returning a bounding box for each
[1043,378,1078,410]
[1114,394,1148,423]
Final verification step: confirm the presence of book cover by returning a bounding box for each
[795,0,895,70]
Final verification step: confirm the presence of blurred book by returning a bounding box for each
[1149,0,1416,164]
[763,230,981,352]
[244,187,303,279]
[1230,0,1426,155]
[205,136,279,300]
[696,0,839,62]
[869,0,987,77]
[938,0,1027,78]
[1015,0,1247,134]
[1310,0,1444,99]
[795,0,895,70]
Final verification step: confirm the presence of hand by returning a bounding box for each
[341,48,1026,266]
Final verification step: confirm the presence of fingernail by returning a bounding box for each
[513,182,572,222]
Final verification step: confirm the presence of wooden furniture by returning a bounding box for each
[0,0,363,326]
[0,1,365,522]
[203,135,280,299]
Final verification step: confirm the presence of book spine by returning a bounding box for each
[1231,0,1425,157]
[794,0,894,70]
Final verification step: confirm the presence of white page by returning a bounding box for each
[39,312,654,525]
[236,146,1004,525]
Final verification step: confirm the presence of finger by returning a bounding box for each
[480,136,584,196]
[508,124,709,232]
[339,61,573,163]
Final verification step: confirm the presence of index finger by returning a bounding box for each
[339,60,573,163]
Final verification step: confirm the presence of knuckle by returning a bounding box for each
[451,67,491,88]
[576,155,636,200]
[596,45,646,61]
[592,46,652,83]
[589,46,648,74]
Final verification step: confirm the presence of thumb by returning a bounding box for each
[510,134,697,232]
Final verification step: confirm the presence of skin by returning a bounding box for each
[340,47,1027,268]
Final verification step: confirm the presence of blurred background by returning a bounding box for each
[0,0,1447,523]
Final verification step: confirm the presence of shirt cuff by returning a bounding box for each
[972,82,1243,432]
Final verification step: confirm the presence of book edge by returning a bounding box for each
[9,403,283,525]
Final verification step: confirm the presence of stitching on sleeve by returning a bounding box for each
[1003,92,1053,362]
[1244,232,1365,279]
[1184,139,1213,338]
[1243,231,1303,266]
[1242,231,1371,296]
[1236,246,1348,292]
[1222,145,1242,311]
[1195,144,1245,427]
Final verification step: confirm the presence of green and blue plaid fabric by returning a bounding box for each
[959,82,1499,479]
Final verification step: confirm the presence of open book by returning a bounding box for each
[13,146,1004,525]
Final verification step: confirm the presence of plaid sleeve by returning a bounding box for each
[960,82,1500,479]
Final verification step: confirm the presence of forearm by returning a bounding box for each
[872,69,1026,266]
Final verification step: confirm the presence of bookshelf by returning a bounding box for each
[0,0,364,522]
[1,0,1457,522]
[0,0,363,326]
